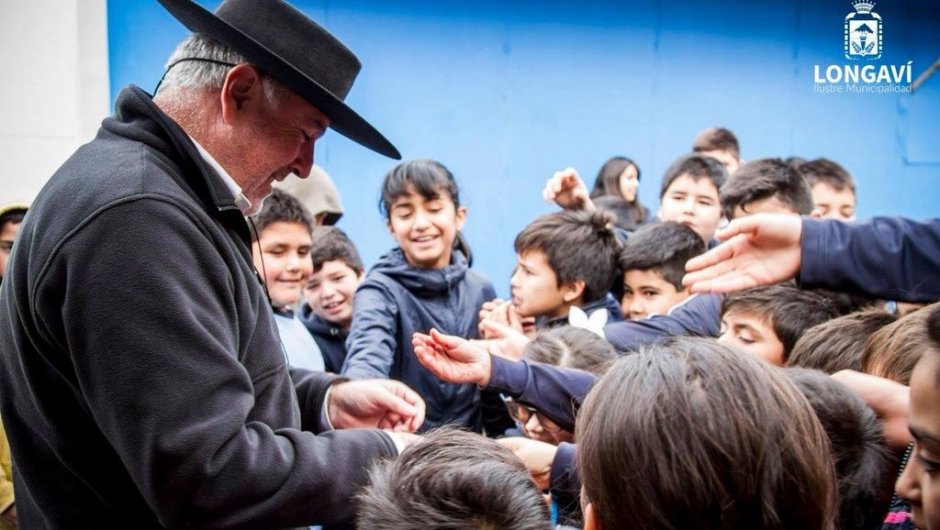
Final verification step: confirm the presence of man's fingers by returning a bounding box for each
[712,215,759,242]
[688,273,758,294]
[684,235,743,277]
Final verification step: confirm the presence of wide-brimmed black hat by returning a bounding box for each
[157,0,400,159]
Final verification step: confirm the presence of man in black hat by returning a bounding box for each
[0,1,421,527]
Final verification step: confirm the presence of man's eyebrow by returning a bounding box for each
[910,425,940,446]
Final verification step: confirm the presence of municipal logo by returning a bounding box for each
[845,1,883,60]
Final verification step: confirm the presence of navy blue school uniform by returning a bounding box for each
[603,293,722,353]
[536,294,623,330]
[341,248,496,431]
[299,304,347,374]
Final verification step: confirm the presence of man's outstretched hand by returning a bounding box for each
[328,379,425,432]
[683,213,804,293]
[413,328,493,387]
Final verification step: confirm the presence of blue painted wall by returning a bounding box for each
[108,0,940,296]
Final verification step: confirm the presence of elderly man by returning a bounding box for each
[0,0,422,527]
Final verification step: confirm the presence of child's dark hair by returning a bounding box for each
[0,206,28,232]
[523,326,617,375]
[658,154,728,199]
[719,158,815,218]
[620,221,705,291]
[577,338,837,530]
[797,158,856,194]
[357,428,551,530]
[590,156,647,223]
[379,159,473,264]
[514,210,621,305]
[862,302,938,384]
[309,226,364,274]
[787,309,898,373]
[249,189,314,241]
[721,284,837,361]
[379,159,460,218]
[692,127,741,159]
[785,368,893,530]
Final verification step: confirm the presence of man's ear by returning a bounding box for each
[583,502,601,530]
[219,64,263,124]
[561,279,586,304]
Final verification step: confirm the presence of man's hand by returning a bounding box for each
[831,369,911,451]
[498,436,558,491]
[328,379,425,432]
[542,168,595,212]
[683,213,803,293]
[413,328,493,387]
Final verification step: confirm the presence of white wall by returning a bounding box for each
[0,1,109,206]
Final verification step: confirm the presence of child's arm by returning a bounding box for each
[341,285,399,379]
[603,293,723,353]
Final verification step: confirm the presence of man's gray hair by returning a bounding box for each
[157,33,288,105]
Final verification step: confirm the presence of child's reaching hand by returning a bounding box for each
[413,329,493,387]
[542,167,596,212]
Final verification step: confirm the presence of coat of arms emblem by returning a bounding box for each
[845,1,883,60]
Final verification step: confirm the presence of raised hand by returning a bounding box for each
[413,328,492,387]
[328,379,426,432]
[541,168,596,212]
[683,213,803,293]
[498,436,558,491]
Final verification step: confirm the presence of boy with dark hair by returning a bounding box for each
[719,158,815,219]
[797,158,857,221]
[787,309,898,374]
[692,126,741,174]
[619,221,705,320]
[357,429,551,530]
[301,226,365,373]
[0,205,27,286]
[718,284,836,365]
[511,210,621,328]
[785,368,894,530]
[250,189,324,372]
[655,154,728,242]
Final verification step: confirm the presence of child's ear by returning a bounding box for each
[583,502,601,530]
[561,280,586,304]
[455,205,468,231]
[385,218,398,240]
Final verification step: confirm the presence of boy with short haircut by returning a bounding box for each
[655,154,728,242]
[619,221,705,320]
[718,284,836,366]
[797,158,858,221]
[786,309,898,374]
[719,158,815,220]
[250,189,324,372]
[692,126,742,174]
[300,226,365,373]
[511,210,622,328]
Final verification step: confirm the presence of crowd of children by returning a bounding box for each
[4,124,939,530]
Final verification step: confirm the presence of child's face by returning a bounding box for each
[386,186,466,270]
[698,149,740,175]
[304,259,363,329]
[510,250,576,319]
[252,221,313,310]
[618,165,639,203]
[718,310,785,365]
[657,174,722,242]
[897,351,940,530]
[0,221,21,282]
[621,269,690,320]
[811,182,856,222]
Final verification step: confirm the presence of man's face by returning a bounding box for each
[811,182,857,222]
[621,269,689,320]
[252,221,313,310]
[510,250,573,319]
[0,221,21,283]
[718,310,785,365]
[304,259,363,330]
[224,78,330,214]
[657,174,723,242]
[897,351,940,530]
